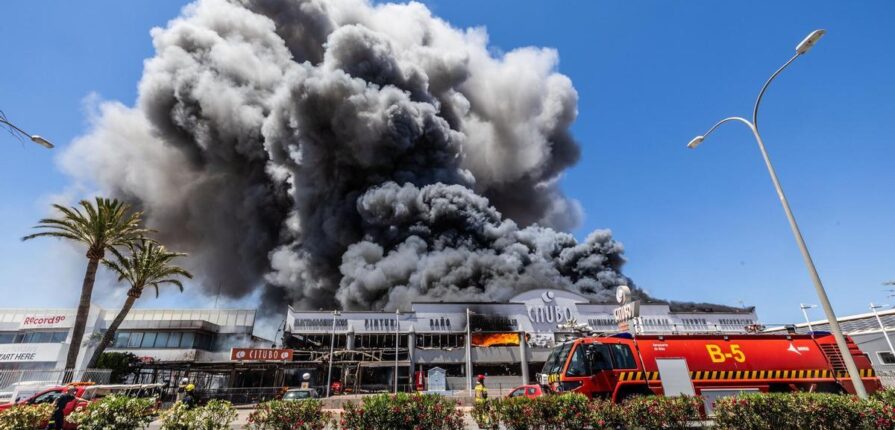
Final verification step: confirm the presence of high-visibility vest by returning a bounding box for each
[474,383,488,401]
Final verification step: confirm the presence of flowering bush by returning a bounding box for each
[161,399,238,430]
[618,395,703,430]
[0,403,53,430]
[66,394,156,430]
[340,393,464,430]
[712,392,895,430]
[246,399,332,430]
[474,394,629,430]
[874,388,895,406]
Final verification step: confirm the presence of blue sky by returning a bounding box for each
[0,0,892,327]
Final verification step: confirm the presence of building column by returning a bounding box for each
[346,329,355,351]
[465,308,473,393]
[519,331,529,385]
[408,328,417,388]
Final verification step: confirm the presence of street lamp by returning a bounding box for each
[870,303,895,361]
[325,310,341,398]
[800,303,817,333]
[394,309,400,394]
[687,29,868,398]
[0,112,54,148]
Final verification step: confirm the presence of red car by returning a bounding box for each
[506,384,550,399]
[0,385,90,429]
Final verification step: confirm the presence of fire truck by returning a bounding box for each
[538,333,881,402]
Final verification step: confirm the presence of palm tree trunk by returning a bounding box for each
[86,291,139,369]
[63,257,100,380]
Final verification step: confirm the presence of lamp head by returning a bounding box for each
[795,29,825,55]
[687,136,704,149]
[30,135,54,149]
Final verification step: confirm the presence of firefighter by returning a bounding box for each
[181,384,198,409]
[474,374,488,402]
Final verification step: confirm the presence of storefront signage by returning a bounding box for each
[613,301,640,323]
[230,348,293,362]
[19,314,71,329]
[292,318,347,330]
[526,291,575,324]
[0,344,64,363]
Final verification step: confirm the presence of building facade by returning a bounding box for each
[0,306,257,372]
[284,289,760,392]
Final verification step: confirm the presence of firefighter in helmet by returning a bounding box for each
[474,374,488,402]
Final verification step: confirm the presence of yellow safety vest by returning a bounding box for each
[474,383,488,401]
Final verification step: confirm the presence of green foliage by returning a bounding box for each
[102,238,193,298]
[95,351,142,383]
[0,403,53,430]
[712,392,895,430]
[473,394,630,430]
[873,388,895,406]
[161,399,238,430]
[622,395,703,430]
[246,399,332,430]
[340,393,464,430]
[66,394,156,430]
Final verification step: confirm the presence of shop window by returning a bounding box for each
[114,332,129,348]
[155,332,170,348]
[128,332,144,348]
[141,332,157,348]
[181,332,195,348]
[51,332,67,343]
[0,333,14,344]
[167,332,182,348]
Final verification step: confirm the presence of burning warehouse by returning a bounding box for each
[283,289,759,393]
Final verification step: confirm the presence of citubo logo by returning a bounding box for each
[528,291,573,324]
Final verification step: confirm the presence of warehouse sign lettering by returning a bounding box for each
[230,348,293,362]
[293,318,348,329]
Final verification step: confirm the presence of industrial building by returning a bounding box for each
[284,288,760,392]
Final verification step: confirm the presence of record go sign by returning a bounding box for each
[230,348,293,362]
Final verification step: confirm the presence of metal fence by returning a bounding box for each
[0,368,112,391]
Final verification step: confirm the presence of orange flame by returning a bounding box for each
[471,332,520,347]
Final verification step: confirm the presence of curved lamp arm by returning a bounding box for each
[687,117,755,149]
[752,53,800,130]
[0,116,54,148]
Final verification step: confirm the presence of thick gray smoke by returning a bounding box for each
[62,0,636,312]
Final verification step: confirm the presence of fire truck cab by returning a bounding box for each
[539,333,881,402]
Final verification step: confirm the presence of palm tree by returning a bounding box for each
[86,239,193,368]
[23,197,147,372]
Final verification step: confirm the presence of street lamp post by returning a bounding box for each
[394,309,400,394]
[0,113,54,148]
[688,29,868,398]
[325,310,340,398]
[800,303,817,333]
[870,303,895,359]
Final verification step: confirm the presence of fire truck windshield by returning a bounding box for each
[542,342,573,374]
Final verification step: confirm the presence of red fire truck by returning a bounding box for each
[538,333,881,402]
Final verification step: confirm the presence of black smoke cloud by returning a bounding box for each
[63,0,637,312]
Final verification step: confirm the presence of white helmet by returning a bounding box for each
[180,377,189,385]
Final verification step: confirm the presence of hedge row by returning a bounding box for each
[713,392,895,430]
[472,394,701,430]
[474,391,895,430]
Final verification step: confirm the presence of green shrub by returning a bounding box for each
[0,403,53,430]
[340,393,464,430]
[161,399,238,430]
[66,394,156,430]
[621,395,703,430]
[873,388,895,406]
[588,397,626,429]
[246,399,332,430]
[712,392,895,430]
[471,398,501,430]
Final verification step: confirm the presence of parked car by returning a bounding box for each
[506,384,551,399]
[282,388,319,401]
[0,384,91,429]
